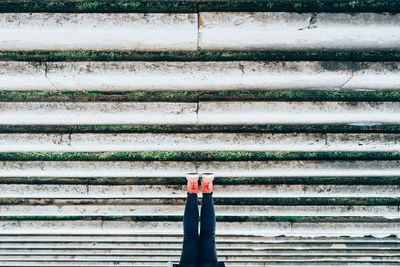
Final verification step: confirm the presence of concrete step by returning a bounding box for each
[1,241,399,250]
[2,235,398,243]
[199,13,400,51]
[1,254,400,261]
[0,133,399,152]
[0,264,397,267]
[1,205,398,218]
[10,249,400,256]
[0,13,197,51]
[1,101,400,125]
[0,160,399,178]
[0,220,399,237]
[1,61,399,91]
[1,183,398,198]
[1,13,400,52]
[0,0,399,13]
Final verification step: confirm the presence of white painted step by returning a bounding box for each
[1,235,396,243]
[0,249,290,256]
[1,61,400,91]
[1,205,398,218]
[0,264,397,267]
[1,13,400,52]
[0,263,396,267]
[0,102,197,125]
[0,184,398,198]
[0,13,197,51]
[1,101,400,125]
[198,101,400,125]
[1,133,399,152]
[0,220,399,237]
[0,160,399,178]
[2,242,397,250]
[0,255,399,261]
[199,12,400,51]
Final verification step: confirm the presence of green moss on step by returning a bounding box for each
[0,90,199,102]
[2,176,399,186]
[0,1,196,12]
[199,0,400,12]
[1,151,400,161]
[0,198,398,206]
[1,50,400,61]
[75,1,101,10]
[2,124,400,134]
[215,197,400,206]
[0,151,194,161]
[1,90,400,102]
[217,176,400,186]
[0,0,399,13]
[2,215,398,223]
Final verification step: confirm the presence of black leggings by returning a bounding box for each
[179,192,218,264]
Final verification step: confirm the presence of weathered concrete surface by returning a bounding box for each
[0,184,398,198]
[0,263,396,267]
[1,13,400,52]
[199,13,400,51]
[0,7,399,266]
[0,160,400,178]
[0,205,398,218]
[4,249,397,256]
[0,102,197,125]
[1,255,400,263]
[0,13,197,51]
[5,235,394,243]
[0,0,400,13]
[1,240,398,250]
[0,62,399,91]
[1,101,399,125]
[198,101,400,125]
[0,220,398,237]
[0,261,394,267]
[0,133,399,152]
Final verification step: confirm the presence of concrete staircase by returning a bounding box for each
[0,1,399,266]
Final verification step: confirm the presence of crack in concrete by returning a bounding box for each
[195,95,200,125]
[67,132,72,146]
[298,13,318,31]
[196,11,200,51]
[238,63,245,76]
[194,161,199,175]
[339,71,354,90]
[44,63,59,91]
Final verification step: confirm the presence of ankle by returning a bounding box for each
[201,173,215,193]
[186,173,199,194]
[187,181,199,194]
[201,181,213,193]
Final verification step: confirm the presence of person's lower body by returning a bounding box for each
[179,173,218,265]
[198,192,218,264]
[179,192,199,264]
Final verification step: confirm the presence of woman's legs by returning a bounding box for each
[179,174,200,264]
[198,174,218,263]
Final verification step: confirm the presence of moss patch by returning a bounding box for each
[1,124,400,134]
[1,50,400,62]
[1,151,400,161]
[1,90,400,102]
[0,1,399,12]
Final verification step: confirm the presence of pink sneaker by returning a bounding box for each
[186,173,199,194]
[201,173,215,193]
